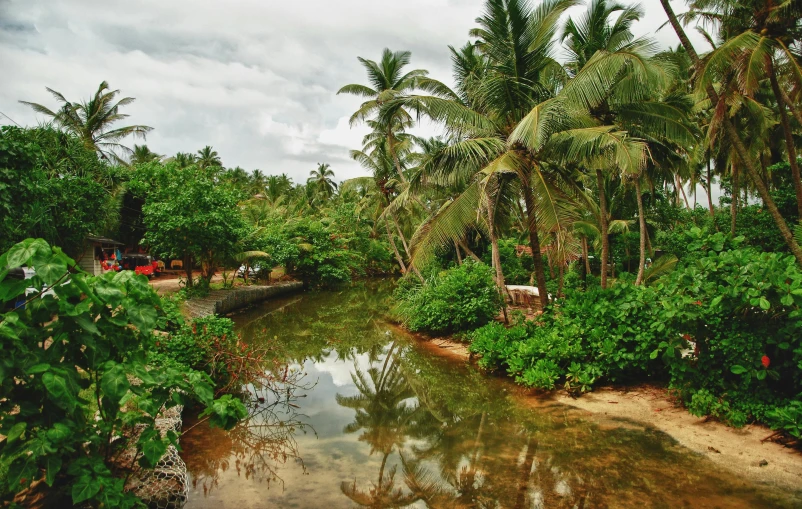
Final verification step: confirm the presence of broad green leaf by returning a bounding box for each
[756,369,767,381]
[5,422,26,443]
[72,475,101,504]
[759,297,770,310]
[42,372,70,402]
[46,423,72,443]
[45,456,62,487]
[139,435,167,468]
[31,252,67,285]
[25,363,50,375]
[125,302,157,332]
[730,365,748,375]
[74,314,100,336]
[100,364,130,403]
[6,239,37,268]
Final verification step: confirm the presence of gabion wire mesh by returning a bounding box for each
[124,400,189,509]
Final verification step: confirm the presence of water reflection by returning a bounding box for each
[182,283,800,509]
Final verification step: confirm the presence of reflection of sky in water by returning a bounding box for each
[185,348,407,509]
[182,287,801,509]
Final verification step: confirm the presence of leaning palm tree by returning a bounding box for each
[21,81,152,163]
[307,163,338,201]
[659,0,802,267]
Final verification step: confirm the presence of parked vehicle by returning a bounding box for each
[121,254,154,278]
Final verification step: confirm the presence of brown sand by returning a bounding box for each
[411,335,802,494]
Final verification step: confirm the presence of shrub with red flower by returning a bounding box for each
[761,355,770,368]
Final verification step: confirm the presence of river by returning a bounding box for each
[180,282,799,508]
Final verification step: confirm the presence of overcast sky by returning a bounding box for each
[0,0,707,184]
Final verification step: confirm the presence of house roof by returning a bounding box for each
[86,236,124,246]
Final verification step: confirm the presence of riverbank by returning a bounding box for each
[412,334,802,495]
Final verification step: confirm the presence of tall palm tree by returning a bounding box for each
[338,49,452,183]
[559,0,697,286]
[20,81,152,163]
[398,0,647,306]
[659,0,802,267]
[307,163,338,200]
[130,144,162,165]
[684,0,802,216]
[196,145,222,170]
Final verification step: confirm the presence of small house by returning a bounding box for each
[77,236,125,276]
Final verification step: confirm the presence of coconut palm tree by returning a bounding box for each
[196,145,223,170]
[683,0,802,216]
[396,0,648,306]
[307,163,338,201]
[172,152,196,169]
[659,0,802,267]
[338,49,453,183]
[20,81,152,163]
[130,144,162,165]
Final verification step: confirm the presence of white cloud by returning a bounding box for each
[1,0,709,183]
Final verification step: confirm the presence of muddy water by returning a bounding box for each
[181,283,800,509]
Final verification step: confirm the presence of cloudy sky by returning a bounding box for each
[0,0,707,184]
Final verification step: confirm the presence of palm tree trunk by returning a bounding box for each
[514,435,537,509]
[660,0,802,267]
[486,190,508,322]
[521,175,549,309]
[454,240,463,264]
[769,59,802,218]
[385,219,407,275]
[582,237,591,277]
[677,174,691,209]
[393,215,411,256]
[731,164,739,235]
[706,157,715,216]
[780,88,802,127]
[635,177,647,286]
[596,169,610,289]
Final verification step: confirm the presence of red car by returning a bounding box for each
[122,254,154,278]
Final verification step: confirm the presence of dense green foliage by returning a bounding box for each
[138,163,249,284]
[0,126,119,256]
[0,240,245,507]
[394,261,502,333]
[469,229,802,432]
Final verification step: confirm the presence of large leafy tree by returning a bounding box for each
[0,126,118,257]
[20,81,152,164]
[140,163,249,285]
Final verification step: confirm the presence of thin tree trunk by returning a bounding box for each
[596,169,610,289]
[706,157,715,216]
[521,174,549,309]
[660,0,802,267]
[459,240,482,263]
[184,254,193,288]
[780,88,802,128]
[558,263,565,298]
[678,174,691,209]
[731,164,739,236]
[582,237,591,277]
[769,59,802,218]
[454,240,463,264]
[385,219,407,275]
[392,212,411,256]
[635,178,647,286]
[486,190,508,323]
[514,435,537,509]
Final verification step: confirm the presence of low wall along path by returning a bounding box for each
[182,281,303,318]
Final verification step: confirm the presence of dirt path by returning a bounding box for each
[411,335,802,495]
[148,274,224,295]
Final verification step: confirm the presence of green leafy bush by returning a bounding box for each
[394,260,502,333]
[468,227,802,429]
[0,239,245,507]
[469,281,664,392]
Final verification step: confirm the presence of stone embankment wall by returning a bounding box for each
[183,281,303,318]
